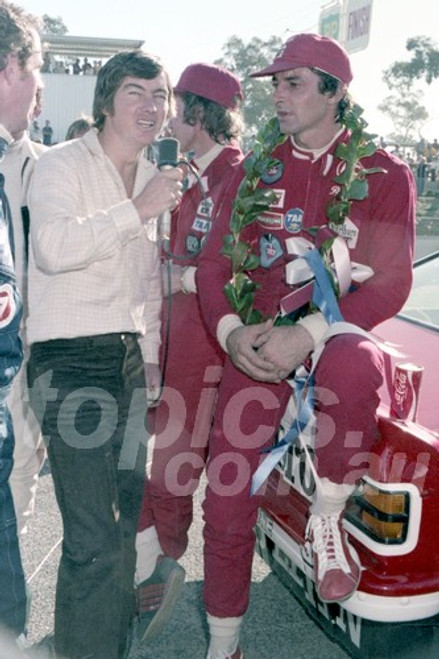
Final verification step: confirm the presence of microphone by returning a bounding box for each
[157,137,180,249]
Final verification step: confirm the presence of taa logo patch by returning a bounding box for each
[284,208,304,234]
[261,160,284,184]
[0,283,15,328]
[192,217,212,234]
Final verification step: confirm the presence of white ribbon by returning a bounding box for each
[284,235,374,297]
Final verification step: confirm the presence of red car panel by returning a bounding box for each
[256,251,439,657]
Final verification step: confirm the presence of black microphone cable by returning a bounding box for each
[151,141,208,406]
[160,155,208,396]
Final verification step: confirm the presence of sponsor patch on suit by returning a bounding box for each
[284,208,304,234]
[257,211,284,230]
[260,234,284,268]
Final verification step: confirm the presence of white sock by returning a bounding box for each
[135,525,163,585]
[206,614,243,658]
[311,477,355,516]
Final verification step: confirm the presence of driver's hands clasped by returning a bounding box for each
[226,321,314,383]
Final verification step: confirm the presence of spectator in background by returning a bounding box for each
[82,56,92,75]
[0,0,44,647]
[93,59,102,75]
[392,144,402,159]
[72,58,81,74]
[7,75,47,540]
[416,155,428,196]
[135,62,244,643]
[41,51,51,73]
[416,137,426,157]
[65,115,92,141]
[41,119,53,146]
[5,87,47,542]
[29,118,41,142]
[3,120,46,541]
[424,140,437,163]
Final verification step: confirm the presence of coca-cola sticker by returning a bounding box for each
[390,362,424,422]
[0,283,15,328]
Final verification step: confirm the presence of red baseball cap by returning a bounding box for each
[250,33,353,85]
[173,63,243,109]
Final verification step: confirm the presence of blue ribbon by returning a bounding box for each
[304,247,343,324]
[251,246,343,495]
[251,370,315,494]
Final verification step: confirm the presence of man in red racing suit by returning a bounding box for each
[135,63,244,642]
[196,34,416,659]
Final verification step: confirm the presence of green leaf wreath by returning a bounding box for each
[221,104,385,325]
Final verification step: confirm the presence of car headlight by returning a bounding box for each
[346,480,410,544]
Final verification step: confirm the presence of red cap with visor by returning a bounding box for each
[250,33,353,85]
[174,63,243,109]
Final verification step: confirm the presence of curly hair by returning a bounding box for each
[93,50,174,131]
[0,1,41,72]
[312,68,353,123]
[177,91,244,144]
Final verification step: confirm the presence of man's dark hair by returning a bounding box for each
[177,91,244,144]
[0,0,41,71]
[313,68,353,123]
[93,50,173,130]
[65,116,93,141]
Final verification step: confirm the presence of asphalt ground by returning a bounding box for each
[16,459,348,659]
[415,235,439,258]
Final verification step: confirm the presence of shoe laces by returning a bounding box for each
[307,513,351,578]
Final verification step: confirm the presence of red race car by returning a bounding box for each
[256,250,439,658]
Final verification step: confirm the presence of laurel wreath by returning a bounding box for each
[221,104,384,325]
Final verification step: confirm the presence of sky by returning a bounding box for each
[19,0,439,141]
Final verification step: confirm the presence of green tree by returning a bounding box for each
[42,14,68,35]
[380,36,439,145]
[383,36,439,87]
[214,35,283,147]
[378,85,429,146]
